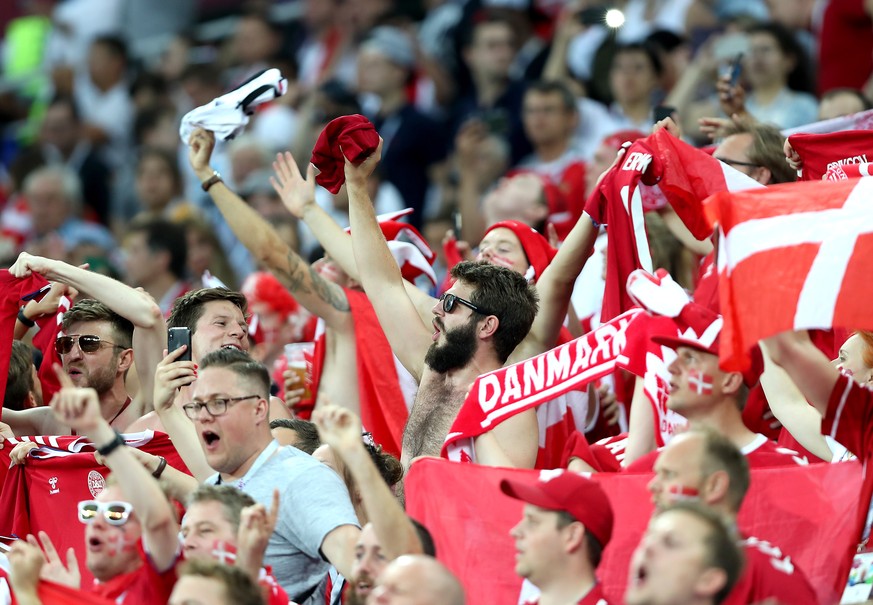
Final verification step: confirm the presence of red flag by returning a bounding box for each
[406,458,861,605]
[32,295,71,405]
[586,129,762,320]
[705,178,873,371]
[37,580,116,605]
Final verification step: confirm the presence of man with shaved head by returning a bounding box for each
[368,555,464,605]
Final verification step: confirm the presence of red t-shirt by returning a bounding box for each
[624,433,809,472]
[523,582,613,605]
[722,536,817,605]
[90,546,177,605]
[822,373,873,540]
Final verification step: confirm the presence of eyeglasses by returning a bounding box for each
[182,395,260,419]
[439,293,493,317]
[77,500,134,526]
[56,335,126,356]
[714,157,760,170]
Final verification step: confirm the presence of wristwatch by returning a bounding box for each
[201,171,223,192]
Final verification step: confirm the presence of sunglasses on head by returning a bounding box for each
[77,500,134,526]
[439,292,493,317]
[56,335,125,356]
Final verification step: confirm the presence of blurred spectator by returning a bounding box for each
[293,0,357,90]
[170,559,266,605]
[453,12,531,165]
[134,104,181,152]
[270,417,321,453]
[516,80,585,238]
[21,164,115,259]
[369,555,465,605]
[10,95,112,224]
[121,217,189,314]
[818,88,872,121]
[44,0,125,71]
[645,30,691,97]
[182,215,238,289]
[357,26,448,229]
[226,9,284,87]
[4,341,42,411]
[817,0,873,97]
[740,23,817,129]
[133,147,194,222]
[73,35,134,163]
[602,42,662,134]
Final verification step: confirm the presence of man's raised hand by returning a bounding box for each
[188,128,217,180]
[153,347,197,413]
[342,138,383,189]
[271,152,317,219]
[313,403,365,454]
[49,364,103,434]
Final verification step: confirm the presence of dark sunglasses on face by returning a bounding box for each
[439,292,493,317]
[77,500,134,526]
[56,335,125,356]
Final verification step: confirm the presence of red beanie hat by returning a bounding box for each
[484,220,557,282]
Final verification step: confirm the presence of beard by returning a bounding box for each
[346,571,374,605]
[425,317,478,373]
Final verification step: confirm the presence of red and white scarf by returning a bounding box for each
[442,309,642,466]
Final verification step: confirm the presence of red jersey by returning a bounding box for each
[0,432,191,588]
[523,582,613,605]
[90,545,177,605]
[624,434,809,472]
[823,374,873,541]
[722,536,817,605]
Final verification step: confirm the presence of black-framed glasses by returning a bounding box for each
[715,157,760,169]
[439,292,493,317]
[77,500,133,526]
[56,335,126,356]
[182,395,260,419]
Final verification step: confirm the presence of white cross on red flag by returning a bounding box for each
[705,177,873,371]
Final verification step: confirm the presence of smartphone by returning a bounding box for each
[727,53,744,88]
[452,211,463,240]
[654,105,677,122]
[168,327,192,362]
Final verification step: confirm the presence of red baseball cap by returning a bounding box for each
[500,470,614,548]
[651,302,723,357]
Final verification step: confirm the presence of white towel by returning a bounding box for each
[179,68,287,144]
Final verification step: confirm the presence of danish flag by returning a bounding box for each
[705,177,873,371]
[211,540,237,565]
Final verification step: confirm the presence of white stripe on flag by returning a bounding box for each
[718,162,766,193]
[793,180,873,327]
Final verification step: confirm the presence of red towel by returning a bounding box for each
[310,114,380,194]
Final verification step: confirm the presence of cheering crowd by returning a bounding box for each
[0,0,872,604]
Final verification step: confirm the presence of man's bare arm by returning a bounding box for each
[345,142,433,378]
[272,152,436,326]
[187,129,352,329]
[9,253,166,415]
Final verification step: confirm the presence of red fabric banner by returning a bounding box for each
[406,458,862,605]
[705,177,873,371]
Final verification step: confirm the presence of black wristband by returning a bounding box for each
[152,456,168,479]
[96,431,125,457]
[17,307,35,328]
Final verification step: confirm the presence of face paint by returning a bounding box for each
[483,253,516,269]
[666,485,700,502]
[687,369,714,395]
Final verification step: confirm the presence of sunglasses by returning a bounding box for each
[56,335,126,356]
[77,500,134,526]
[439,292,493,317]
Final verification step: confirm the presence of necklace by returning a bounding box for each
[107,398,132,427]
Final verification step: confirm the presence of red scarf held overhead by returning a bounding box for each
[442,309,642,466]
[0,271,50,418]
[788,130,873,181]
[310,115,380,194]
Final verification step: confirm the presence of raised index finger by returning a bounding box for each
[53,363,75,389]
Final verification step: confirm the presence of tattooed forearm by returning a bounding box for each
[275,251,350,312]
[308,265,350,312]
